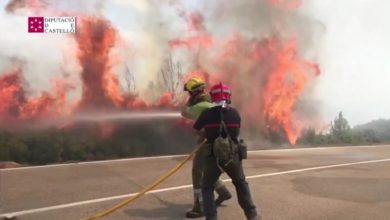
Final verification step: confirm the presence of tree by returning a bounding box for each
[8,137,29,163]
[0,132,28,163]
[330,112,352,144]
[124,65,136,93]
[24,130,63,165]
[0,132,12,161]
[298,127,317,145]
[158,54,184,97]
[351,129,380,144]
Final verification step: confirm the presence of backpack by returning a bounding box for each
[212,108,238,167]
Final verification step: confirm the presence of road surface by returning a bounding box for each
[1,145,390,220]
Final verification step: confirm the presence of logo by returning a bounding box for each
[28,17,44,33]
[28,17,76,33]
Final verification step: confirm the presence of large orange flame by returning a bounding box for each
[1,1,320,143]
[75,17,124,109]
[172,29,319,144]
[0,67,24,120]
[260,38,318,144]
[0,66,74,122]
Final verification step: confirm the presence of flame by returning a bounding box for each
[0,15,178,125]
[75,17,124,109]
[169,12,213,48]
[266,0,302,9]
[75,16,177,112]
[127,97,149,109]
[168,2,320,144]
[157,92,175,108]
[260,38,316,144]
[0,66,74,122]
[1,1,321,143]
[20,79,74,119]
[182,70,209,84]
[188,12,206,32]
[169,35,214,49]
[174,33,318,144]
[0,67,24,120]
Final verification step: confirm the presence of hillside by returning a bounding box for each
[353,119,390,142]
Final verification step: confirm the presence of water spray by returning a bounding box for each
[71,111,182,122]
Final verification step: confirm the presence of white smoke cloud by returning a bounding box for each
[0,11,73,94]
[1,0,324,128]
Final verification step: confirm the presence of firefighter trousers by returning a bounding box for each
[201,153,258,220]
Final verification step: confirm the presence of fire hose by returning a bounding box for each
[83,139,207,220]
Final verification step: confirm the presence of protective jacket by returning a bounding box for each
[182,93,215,120]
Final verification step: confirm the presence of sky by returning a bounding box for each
[0,0,389,126]
[304,0,390,125]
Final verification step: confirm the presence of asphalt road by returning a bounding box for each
[1,145,390,220]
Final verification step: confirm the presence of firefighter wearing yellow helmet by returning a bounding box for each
[181,77,232,218]
[182,77,209,119]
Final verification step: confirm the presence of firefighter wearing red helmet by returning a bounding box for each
[193,83,259,220]
[181,77,232,218]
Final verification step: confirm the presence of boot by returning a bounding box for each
[186,190,204,218]
[215,185,232,206]
[246,212,261,220]
[185,198,204,218]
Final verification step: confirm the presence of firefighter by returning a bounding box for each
[181,77,232,218]
[193,83,259,220]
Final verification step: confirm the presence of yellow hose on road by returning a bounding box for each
[83,140,206,220]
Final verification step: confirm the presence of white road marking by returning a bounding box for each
[1,155,187,171]
[1,158,390,218]
[2,145,388,171]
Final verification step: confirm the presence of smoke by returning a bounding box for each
[0,0,324,144]
[160,0,324,143]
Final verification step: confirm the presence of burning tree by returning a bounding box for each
[157,54,184,100]
[0,64,74,124]
[75,16,124,110]
[124,65,136,94]
[0,66,25,120]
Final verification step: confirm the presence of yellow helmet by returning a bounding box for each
[184,77,206,92]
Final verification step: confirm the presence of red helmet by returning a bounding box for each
[209,82,232,103]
